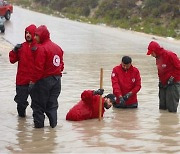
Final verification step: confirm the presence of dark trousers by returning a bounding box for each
[113,103,138,108]
[159,82,180,112]
[30,76,61,128]
[14,85,29,117]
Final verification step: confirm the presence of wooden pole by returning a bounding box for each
[98,68,103,121]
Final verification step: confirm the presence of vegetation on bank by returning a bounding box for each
[10,0,180,39]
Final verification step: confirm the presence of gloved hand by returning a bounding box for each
[13,44,22,52]
[93,88,104,95]
[28,82,35,93]
[119,97,125,105]
[158,82,164,89]
[123,92,132,101]
[167,76,174,86]
[114,97,125,108]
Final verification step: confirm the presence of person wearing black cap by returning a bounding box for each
[146,41,180,112]
[66,89,116,121]
[111,56,141,108]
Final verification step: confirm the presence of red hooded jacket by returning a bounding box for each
[148,41,180,85]
[66,90,105,121]
[111,64,141,105]
[9,24,36,85]
[31,25,64,82]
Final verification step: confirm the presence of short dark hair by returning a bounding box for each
[105,94,116,104]
[122,56,132,64]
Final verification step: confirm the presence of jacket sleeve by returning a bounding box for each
[131,68,141,95]
[81,90,94,105]
[31,46,46,83]
[60,49,64,72]
[170,53,180,80]
[9,50,19,64]
[111,67,122,97]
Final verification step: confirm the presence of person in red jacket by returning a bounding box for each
[9,24,37,117]
[147,41,180,112]
[66,89,116,121]
[29,25,64,128]
[111,56,141,108]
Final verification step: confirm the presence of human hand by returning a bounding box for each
[123,92,132,101]
[13,44,22,52]
[93,88,104,95]
[158,82,164,88]
[119,97,125,105]
[28,82,35,93]
[113,97,125,108]
[167,76,174,86]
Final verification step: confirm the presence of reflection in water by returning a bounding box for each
[63,109,140,153]
[156,111,180,153]
[10,118,58,153]
[1,24,180,152]
[1,51,180,153]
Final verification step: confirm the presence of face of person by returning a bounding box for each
[150,52,156,58]
[104,98,113,109]
[25,31,33,42]
[121,62,131,71]
[35,34,40,43]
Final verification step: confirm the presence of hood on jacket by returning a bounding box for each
[35,25,50,43]
[147,41,163,56]
[25,24,36,42]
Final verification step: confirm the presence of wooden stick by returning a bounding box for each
[99,68,103,121]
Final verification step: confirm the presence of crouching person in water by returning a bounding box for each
[66,89,116,121]
[111,56,141,108]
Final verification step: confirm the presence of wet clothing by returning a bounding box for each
[31,76,61,128]
[66,90,105,121]
[111,64,141,108]
[9,24,36,117]
[159,82,180,112]
[15,85,29,117]
[148,41,180,86]
[30,25,64,128]
[9,24,36,85]
[148,41,180,112]
[31,26,64,83]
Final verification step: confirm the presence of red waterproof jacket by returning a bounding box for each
[9,24,36,85]
[148,41,180,85]
[31,25,64,83]
[66,90,105,121]
[111,64,141,105]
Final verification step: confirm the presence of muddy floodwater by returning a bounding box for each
[0,6,180,154]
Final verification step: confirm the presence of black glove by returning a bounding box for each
[28,82,35,93]
[123,92,132,101]
[167,76,174,86]
[158,82,164,88]
[13,44,22,52]
[93,88,104,95]
[119,97,125,105]
[114,97,125,108]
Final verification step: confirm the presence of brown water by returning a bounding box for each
[0,6,180,153]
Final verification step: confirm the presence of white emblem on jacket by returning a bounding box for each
[162,64,166,68]
[111,73,115,77]
[53,55,60,66]
[132,78,135,82]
